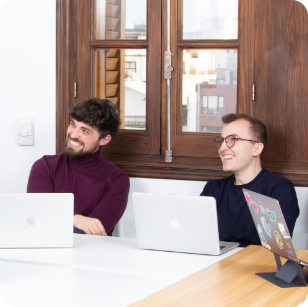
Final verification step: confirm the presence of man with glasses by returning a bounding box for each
[200,113,299,247]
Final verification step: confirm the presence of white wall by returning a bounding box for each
[125,82,146,116]
[0,0,56,193]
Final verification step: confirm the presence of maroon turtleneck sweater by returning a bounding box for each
[27,149,129,235]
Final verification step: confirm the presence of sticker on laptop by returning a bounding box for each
[251,201,258,214]
[287,249,295,258]
[258,201,265,214]
[287,242,292,249]
[286,248,297,261]
[257,224,267,244]
[260,216,271,237]
[278,223,290,239]
[266,208,276,223]
[244,192,251,204]
[261,241,271,250]
[275,231,283,249]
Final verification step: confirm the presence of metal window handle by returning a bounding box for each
[164,51,173,79]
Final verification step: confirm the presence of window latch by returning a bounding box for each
[252,84,255,101]
[164,51,173,80]
[165,150,172,163]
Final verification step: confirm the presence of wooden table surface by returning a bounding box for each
[129,246,308,307]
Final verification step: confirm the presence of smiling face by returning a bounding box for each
[219,119,263,177]
[64,119,110,159]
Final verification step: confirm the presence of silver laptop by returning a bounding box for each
[243,189,308,268]
[132,192,239,255]
[0,193,74,248]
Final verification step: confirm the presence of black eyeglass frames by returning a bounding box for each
[214,135,259,149]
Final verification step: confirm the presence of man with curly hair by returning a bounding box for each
[27,98,129,236]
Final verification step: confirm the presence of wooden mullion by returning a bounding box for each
[75,0,92,105]
[90,0,96,41]
[56,0,71,154]
[238,0,255,114]
[177,41,240,48]
[170,0,178,154]
[160,0,167,155]
[146,0,162,155]
[90,40,148,48]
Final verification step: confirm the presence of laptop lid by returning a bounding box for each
[242,189,300,264]
[132,192,238,255]
[0,193,74,248]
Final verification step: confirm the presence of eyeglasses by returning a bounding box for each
[214,135,259,149]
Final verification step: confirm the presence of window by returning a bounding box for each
[57,0,308,185]
[202,96,224,116]
[125,61,137,73]
[57,0,238,179]
[202,126,222,133]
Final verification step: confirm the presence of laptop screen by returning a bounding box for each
[242,189,299,264]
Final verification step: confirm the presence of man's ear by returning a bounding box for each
[99,134,112,146]
[253,142,264,157]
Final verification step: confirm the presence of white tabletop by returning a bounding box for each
[0,234,241,307]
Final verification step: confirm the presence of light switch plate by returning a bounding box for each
[15,118,34,146]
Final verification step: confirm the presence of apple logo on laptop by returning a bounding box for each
[27,215,35,225]
[170,219,180,229]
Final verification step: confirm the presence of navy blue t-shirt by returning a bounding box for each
[200,168,299,247]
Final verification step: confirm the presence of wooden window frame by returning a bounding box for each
[56,0,308,186]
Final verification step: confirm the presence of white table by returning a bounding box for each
[0,234,241,307]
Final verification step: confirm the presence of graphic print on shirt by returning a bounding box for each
[274,231,283,249]
[260,216,271,237]
[258,201,265,214]
[266,208,276,223]
[251,201,258,214]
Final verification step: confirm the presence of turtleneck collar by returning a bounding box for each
[67,147,102,168]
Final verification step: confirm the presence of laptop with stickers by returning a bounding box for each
[243,189,308,287]
[132,192,239,255]
[0,193,74,248]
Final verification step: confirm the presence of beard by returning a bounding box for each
[64,136,101,159]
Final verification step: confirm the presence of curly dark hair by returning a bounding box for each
[222,113,267,151]
[69,98,120,139]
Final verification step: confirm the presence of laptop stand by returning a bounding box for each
[256,253,307,288]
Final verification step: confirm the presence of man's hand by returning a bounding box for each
[74,215,107,236]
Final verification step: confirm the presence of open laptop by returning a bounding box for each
[0,193,74,248]
[132,192,239,255]
[243,189,308,268]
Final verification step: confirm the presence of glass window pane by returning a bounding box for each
[182,49,237,132]
[183,0,238,40]
[95,0,147,40]
[219,96,224,108]
[94,49,146,130]
[202,96,208,108]
[208,96,217,109]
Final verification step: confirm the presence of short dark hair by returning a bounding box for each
[69,98,120,139]
[222,113,267,150]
